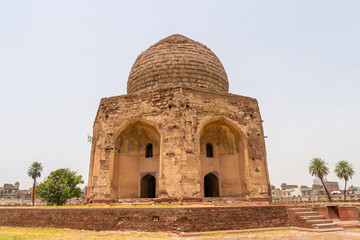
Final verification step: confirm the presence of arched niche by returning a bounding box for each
[111,121,160,198]
[199,118,246,197]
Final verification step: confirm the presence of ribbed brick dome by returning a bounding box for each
[127,34,229,93]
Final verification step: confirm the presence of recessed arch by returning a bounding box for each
[198,116,248,150]
[199,117,247,197]
[112,118,162,143]
[111,120,160,198]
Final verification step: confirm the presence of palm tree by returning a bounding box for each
[27,162,43,206]
[334,160,355,202]
[308,157,332,202]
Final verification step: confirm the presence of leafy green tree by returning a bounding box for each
[308,157,332,202]
[334,160,355,202]
[36,168,84,206]
[27,162,43,206]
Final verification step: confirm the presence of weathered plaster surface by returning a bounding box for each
[87,85,270,201]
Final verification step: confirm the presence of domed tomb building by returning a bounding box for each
[87,34,270,202]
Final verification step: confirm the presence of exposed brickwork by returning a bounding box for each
[88,85,270,200]
[313,206,359,221]
[127,34,229,93]
[313,207,330,219]
[0,206,288,232]
[337,207,359,221]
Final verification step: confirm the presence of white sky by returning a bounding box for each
[0,1,359,190]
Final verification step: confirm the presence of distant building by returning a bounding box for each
[279,183,304,198]
[281,189,292,198]
[18,190,31,200]
[271,188,282,199]
[300,186,313,197]
[348,186,360,195]
[2,182,20,199]
[312,178,340,196]
[281,183,298,190]
[291,187,302,197]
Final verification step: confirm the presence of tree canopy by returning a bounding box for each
[36,168,84,206]
[27,162,43,180]
[308,157,332,202]
[334,160,355,201]
[308,158,329,179]
[334,160,355,182]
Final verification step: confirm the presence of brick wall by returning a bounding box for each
[0,206,289,232]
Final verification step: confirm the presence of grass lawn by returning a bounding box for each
[0,227,174,240]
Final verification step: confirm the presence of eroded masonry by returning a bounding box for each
[87,34,270,202]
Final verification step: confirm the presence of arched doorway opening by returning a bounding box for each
[141,174,156,198]
[204,173,219,197]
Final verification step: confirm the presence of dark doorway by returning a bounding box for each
[141,174,156,198]
[327,206,340,220]
[204,173,219,197]
[206,143,214,158]
[145,143,153,158]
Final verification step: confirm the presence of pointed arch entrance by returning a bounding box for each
[141,174,156,198]
[112,121,160,198]
[200,118,247,197]
[204,173,219,197]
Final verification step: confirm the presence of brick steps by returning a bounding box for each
[305,219,332,224]
[294,211,318,217]
[288,208,309,212]
[305,219,333,227]
[287,207,343,231]
[313,223,341,229]
[301,215,325,220]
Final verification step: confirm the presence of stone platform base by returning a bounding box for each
[87,196,271,205]
[0,205,288,232]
